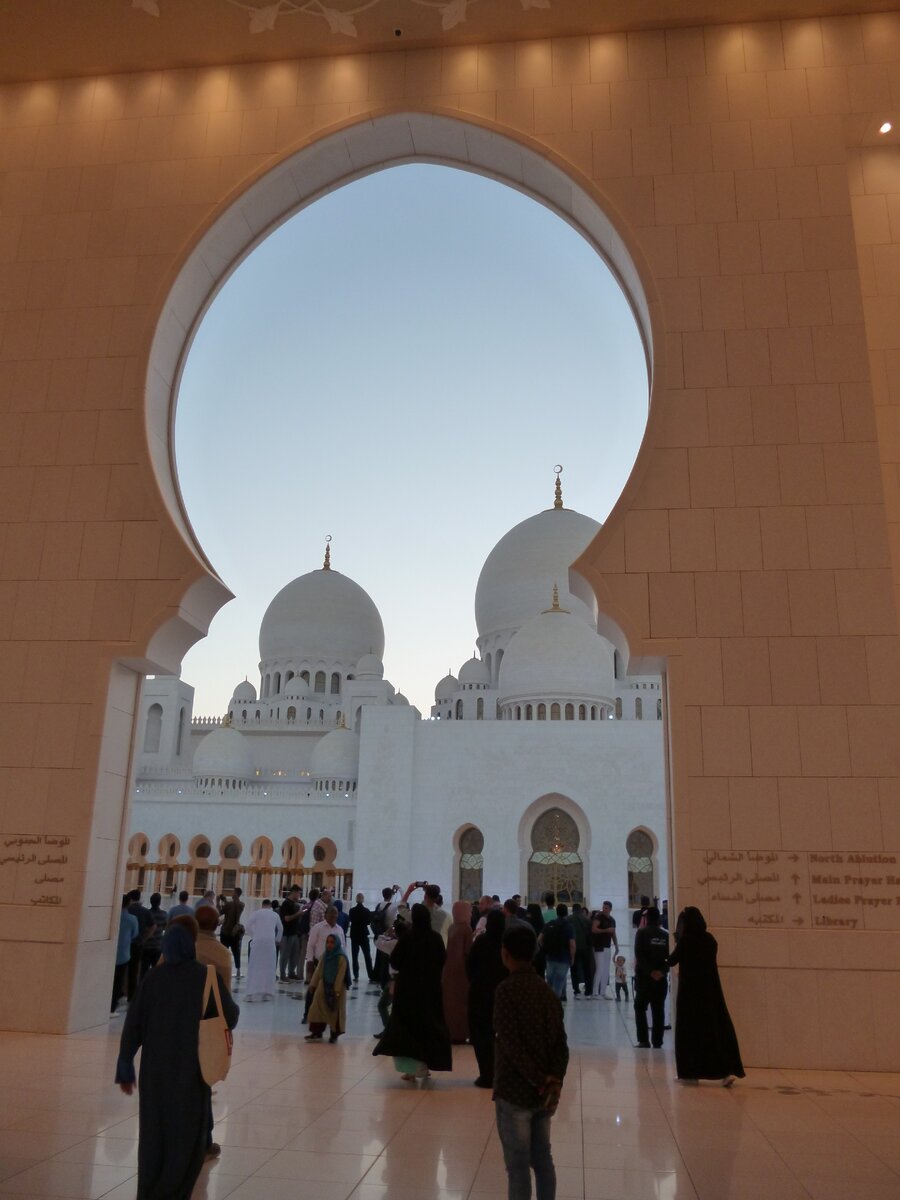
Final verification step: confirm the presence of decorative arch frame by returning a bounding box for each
[517,793,592,903]
[451,822,485,903]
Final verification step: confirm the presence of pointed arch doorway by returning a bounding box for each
[527,806,584,905]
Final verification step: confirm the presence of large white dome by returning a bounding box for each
[475,506,601,640]
[310,727,360,780]
[193,726,255,780]
[498,602,614,704]
[259,568,385,664]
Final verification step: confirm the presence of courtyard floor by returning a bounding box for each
[0,978,897,1200]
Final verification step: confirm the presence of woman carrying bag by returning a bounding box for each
[305,933,349,1042]
[115,919,239,1200]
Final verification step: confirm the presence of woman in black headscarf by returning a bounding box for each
[373,903,452,1081]
[115,919,240,1199]
[466,908,509,1087]
[667,907,744,1085]
[525,903,546,979]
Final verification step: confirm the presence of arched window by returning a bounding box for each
[528,808,583,904]
[319,709,324,723]
[175,706,185,755]
[485,651,492,680]
[287,706,296,721]
[306,707,312,721]
[143,703,163,754]
[330,672,341,694]
[263,674,270,697]
[455,698,464,720]
[578,704,586,720]
[591,706,598,720]
[516,706,522,720]
[285,670,294,684]
[657,698,662,720]
[476,697,484,720]
[537,703,546,720]
[241,709,247,722]
[336,710,342,725]
[550,702,561,721]
[627,829,655,907]
[272,671,281,694]
[615,697,622,719]
[315,670,326,692]
[495,648,504,679]
[355,706,362,731]
[635,696,643,719]
[525,704,533,720]
[300,670,310,684]
[458,826,484,902]
[564,703,574,720]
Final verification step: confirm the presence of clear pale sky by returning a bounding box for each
[176,164,648,716]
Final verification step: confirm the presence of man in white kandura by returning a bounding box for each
[243,899,282,1002]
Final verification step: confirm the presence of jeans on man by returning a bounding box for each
[350,933,374,981]
[570,948,594,996]
[634,975,668,1047]
[221,932,242,973]
[279,934,301,979]
[544,959,569,1000]
[495,1097,556,1200]
[592,947,612,996]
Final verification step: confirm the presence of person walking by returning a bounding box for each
[590,901,619,999]
[278,885,303,981]
[305,933,349,1043]
[115,920,239,1200]
[243,899,281,1002]
[126,889,151,1000]
[168,890,194,919]
[195,904,235,992]
[220,888,245,977]
[633,906,669,1049]
[443,900,474,1043]
[667,907,744,1085]
[467,907,507,1088]
[139,893,168,980]
[111,895,139,1015]
[493,923,569,1200]
[374,903,452,1082]
[539,904,575,1000]
[569,903,594,998]
[348,892,376,984]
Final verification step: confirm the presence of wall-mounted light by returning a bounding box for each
[880,121,893,134]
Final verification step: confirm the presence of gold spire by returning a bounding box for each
[323,534,332,570]
[553,464,563,510]
[543,581,569,614]
[337,711,347,730]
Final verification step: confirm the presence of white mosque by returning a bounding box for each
[127,474,668,914]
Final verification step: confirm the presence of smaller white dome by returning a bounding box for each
[310,727,360,780]
[355,653,384,679]
[458,656,490,686]
[394,692,410,706]
[284,675,310,697]
[193,727,254,780]
[498,602,614,705]
[435,673,458,701]
[232,679,257,702]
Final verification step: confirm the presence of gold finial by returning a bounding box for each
[553,464,563,510]
[323,534,332,571]
[543,581,569,614]
[337,712,347,730]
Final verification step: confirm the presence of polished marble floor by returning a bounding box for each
[0,977,897,1200]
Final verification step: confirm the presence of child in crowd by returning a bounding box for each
[614,954,629,1002]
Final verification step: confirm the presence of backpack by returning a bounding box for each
[370,902,387,937]
[542,919,569,959]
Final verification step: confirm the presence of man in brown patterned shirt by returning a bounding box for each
[493,924,569,1200]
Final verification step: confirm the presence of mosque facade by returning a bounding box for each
[128,479,668,914]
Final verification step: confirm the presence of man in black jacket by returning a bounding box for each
[633,906,669,1049]
[348,892,376,984]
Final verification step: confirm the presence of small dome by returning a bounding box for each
[193,727,254,781]
[435,673,458,701]
[393,692,410,706]
[232,679,257,702]
[283,675,310,698]
[355,653,384,679]
[259,567,385,664]
[498,602,614,704]
[310,727,360,780]
[458,656,490,686]
[475,506,601,641]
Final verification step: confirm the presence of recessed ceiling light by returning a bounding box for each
[880,121,892,134]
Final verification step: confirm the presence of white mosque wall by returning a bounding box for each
[353,706,668,921]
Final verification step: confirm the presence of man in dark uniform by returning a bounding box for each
[633,905,669,1049]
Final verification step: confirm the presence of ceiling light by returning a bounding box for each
[880,121,892,134]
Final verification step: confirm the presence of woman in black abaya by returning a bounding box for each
[115,920,240,1199]
[373,903,452,1081]
[466,908,508,1087]
[667,906,744,1085]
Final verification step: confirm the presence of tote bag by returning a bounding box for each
[199,965,233,1085]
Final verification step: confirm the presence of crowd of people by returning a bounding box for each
[113,880,744,1200]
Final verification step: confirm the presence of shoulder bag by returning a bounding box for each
[199,964,233,1085]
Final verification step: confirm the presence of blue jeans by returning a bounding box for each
[495,1097,556,1200]
[545,959,569,999]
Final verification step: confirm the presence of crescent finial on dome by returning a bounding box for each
[323,534,332,570]
[553,464,563,510]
